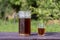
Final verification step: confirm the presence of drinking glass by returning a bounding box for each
[38,20,45,36]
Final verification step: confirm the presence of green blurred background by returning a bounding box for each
[0,0,60,32]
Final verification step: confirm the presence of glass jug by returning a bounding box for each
[18,11,31,36]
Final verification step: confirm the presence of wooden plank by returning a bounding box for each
[0,32,60,40]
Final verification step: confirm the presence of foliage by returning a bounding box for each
[10,0,29,11]
[0,0,60,21]
[0,0,13,18]
[29,0,60,22]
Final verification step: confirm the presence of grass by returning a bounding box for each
[32,20,60,32]
[0,19,60,32]
[46,24,60,32]
[0,19,18,32]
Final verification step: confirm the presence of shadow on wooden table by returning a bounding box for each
[31,32,59,36]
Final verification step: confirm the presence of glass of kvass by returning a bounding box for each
[37,19,45,36]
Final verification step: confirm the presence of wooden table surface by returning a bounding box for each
[0,32,60,40]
